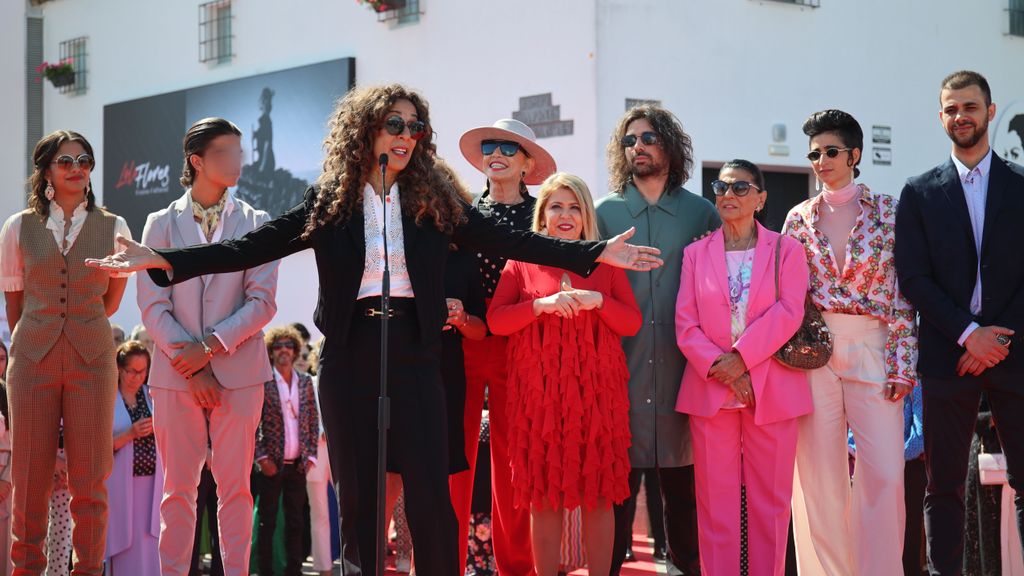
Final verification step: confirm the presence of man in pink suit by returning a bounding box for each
[137,118,279,576]
[674,160,811,576]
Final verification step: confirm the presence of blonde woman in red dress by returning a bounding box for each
[488,173,641,576]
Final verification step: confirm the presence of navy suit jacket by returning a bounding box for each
[895,153,1024,377]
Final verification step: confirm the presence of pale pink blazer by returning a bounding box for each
[674,223,813,425]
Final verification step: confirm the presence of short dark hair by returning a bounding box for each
[802,109,864,178]
[607,105,694,194]
[941,70,992,107]
[180,117,242,188]
[28,130,98,217]
[720,159,768,225]
[289,322,311,344]
[116,340,152,370]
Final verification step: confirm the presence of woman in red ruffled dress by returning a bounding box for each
[488,172,640,576]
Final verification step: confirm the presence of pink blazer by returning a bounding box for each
[674,223,812,425]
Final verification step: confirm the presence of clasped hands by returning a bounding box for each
[958,325,1015,377]
[709,352,755,406]
[168,339,225,409]
[533,287,603,318]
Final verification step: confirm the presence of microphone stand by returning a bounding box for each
[375,153,391,576]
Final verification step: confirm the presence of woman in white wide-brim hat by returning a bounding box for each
[451,119,556,576]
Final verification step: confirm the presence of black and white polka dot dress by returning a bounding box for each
[472,192,537,298]
[125,387,157,477]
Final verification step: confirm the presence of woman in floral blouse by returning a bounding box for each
[785,109,918,576]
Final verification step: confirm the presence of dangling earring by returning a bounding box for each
[44,180,55,201]
[815,177,822,193]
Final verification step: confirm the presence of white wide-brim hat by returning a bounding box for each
[459,119,557,185]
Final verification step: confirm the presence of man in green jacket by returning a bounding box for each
[596,104,720,576]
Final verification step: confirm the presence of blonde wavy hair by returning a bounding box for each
[532,173,598,241]
[301,84,463,240]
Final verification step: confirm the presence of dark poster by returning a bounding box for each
[104,58,355,237]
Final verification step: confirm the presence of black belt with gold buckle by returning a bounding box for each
[363,307,404,319]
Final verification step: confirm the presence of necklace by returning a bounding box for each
[726,230,757,308]
[483,195,523,224]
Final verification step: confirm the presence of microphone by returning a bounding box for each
[378,153,389,169]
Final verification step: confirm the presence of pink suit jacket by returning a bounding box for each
[674,223,812,425]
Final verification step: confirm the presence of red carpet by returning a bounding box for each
[379,533,663,576]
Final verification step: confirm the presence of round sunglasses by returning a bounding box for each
[806,147,851,162]
[620,131,659,148]
[51,153,95,171]
[383,116,427,140]
[711,180,761,197]
[481,140,528,158]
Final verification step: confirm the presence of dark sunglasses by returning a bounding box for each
[481,140,528,157]
[620,131,659,148]
[711,180,761,197]
[272,341,297,351]
[51,154,95,171]
[383,116,427,140]
[806,147,850,162]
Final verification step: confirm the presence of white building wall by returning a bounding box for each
[12,0,1024,336]
[32,0,599,336]
[596,0,1024,198]
[0,2,27,221]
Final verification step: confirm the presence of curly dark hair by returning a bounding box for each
[607,105,694,194]
[28,130,98,217]
[802,109,864,178]
[301,84,464,240]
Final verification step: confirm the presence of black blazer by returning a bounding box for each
[148,186,605,350]
[895,153,1024,377]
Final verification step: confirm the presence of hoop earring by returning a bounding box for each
[45,180,55,201]
[815,177,822,193]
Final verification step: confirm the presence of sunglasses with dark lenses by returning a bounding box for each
[383,116,427,140]
[52,154,95,171]
[620,131,659,148]
[711,180,761,197]
[481,140,524,157]
[806,147,851,162]
[272,341,297,351]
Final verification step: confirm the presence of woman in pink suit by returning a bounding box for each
[674,160,811,576]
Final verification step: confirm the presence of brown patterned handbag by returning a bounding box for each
[772,235,833,370]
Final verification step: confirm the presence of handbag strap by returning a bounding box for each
[774,234,783,302]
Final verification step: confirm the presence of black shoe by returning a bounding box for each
[652,546,668,562]
[623,547,636,563]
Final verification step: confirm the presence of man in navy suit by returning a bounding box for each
[896,70,1024,575]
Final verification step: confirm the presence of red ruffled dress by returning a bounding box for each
[487,260,641,511]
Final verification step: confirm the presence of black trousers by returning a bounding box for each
[905,456,927,576]
[190,466,224,576]
[611,465,700,575]
[318,299,458,576]
[922,372,1024,575]
[621,468,667,552]
[255,462,308,576]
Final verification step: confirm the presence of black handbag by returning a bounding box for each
[772,235,833,370]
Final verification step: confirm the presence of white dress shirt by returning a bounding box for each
[0,201,133,292]
[953,149,993,346]
[275,367,302,462]
[357,182,414,299]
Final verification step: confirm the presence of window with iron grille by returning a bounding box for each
[377,0,421,25]
[758,0,820,7]
[1011,0,1024,36]
[199,0,233,64]
[57,36,87,95]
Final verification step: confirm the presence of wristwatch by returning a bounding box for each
[201,340,215,358]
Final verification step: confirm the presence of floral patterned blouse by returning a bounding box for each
[784,187,918,386]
